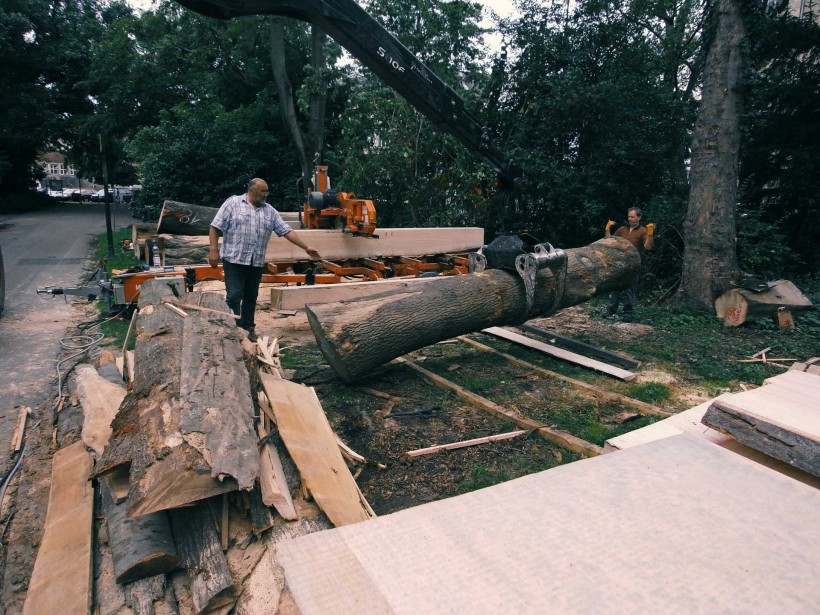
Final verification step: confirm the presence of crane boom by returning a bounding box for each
[175,0,522,189]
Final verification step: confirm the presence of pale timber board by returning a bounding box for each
[271,276,446,310]
[763,369,820,391]
[278,435,820,615]
[23,442,94,615]
[185,227,484,263]
[708,387,820,436]
[75,364,126,457]
[604,398,733,452]
[259,373,371,526]
[483,327,636,380]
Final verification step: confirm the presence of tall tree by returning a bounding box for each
[678,0,747,308]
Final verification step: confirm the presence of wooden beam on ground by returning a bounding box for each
[458,336,669,417]
[75,364,126,457]
[407,430,529,457]
[164,227,484,265]
[702,371,820,477]
[23,442,94,615]
[483,327,636,380]
[11,406,30,453]
[259,373,373,526]
[394,358,604,457]
[517,323,640,370]
[271,276,445,310]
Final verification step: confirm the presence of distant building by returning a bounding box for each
[38,152,75,177]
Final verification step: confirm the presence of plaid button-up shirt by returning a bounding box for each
[211,194,293,267]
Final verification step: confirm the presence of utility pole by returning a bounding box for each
[100,134,115,257]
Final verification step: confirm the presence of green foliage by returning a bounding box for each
[739,9,820,277]
[629,382,672,404]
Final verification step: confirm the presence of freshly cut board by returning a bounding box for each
[259,373,373,526]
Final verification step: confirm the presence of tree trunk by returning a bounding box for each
[156,200,217,235]
[678,0,747,309]
[270,19,310,179]
[94,280,259,518]
[307,237,640,382]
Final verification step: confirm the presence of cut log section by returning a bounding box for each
[259,373,373,526]
[714,280,813,326]
[307,237,640,382]
[100,481,179,584]
[169,503,235,613]
[162,227,484,265]
[94,280,258,518]
[75,364,126,457]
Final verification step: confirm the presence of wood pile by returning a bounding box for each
[24,278,374,614]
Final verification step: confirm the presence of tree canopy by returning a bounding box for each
[1,0,818,302]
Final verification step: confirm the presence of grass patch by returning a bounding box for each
[630,382,672,404]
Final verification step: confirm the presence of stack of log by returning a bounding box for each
[24,278,377,614]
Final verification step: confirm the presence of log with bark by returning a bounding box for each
[306,237,640,382]
[714,280,813,326]
[94,279,259,517]
[157,199,302,236]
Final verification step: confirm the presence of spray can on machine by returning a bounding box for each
[151,242,161,267]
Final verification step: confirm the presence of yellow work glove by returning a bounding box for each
[646,223,655,235]
[605,220,616,231]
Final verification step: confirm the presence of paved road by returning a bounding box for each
[0,201,137,475]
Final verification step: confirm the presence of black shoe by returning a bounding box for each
[601,308,616,319]
[621,314,634,323]
[244,327,258,342]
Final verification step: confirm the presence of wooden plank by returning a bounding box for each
[517,323,640,370]
[458,336,670,417]
[702,381,820,477]
[259,373,373,526]
[75,364,126,457]
[271,276,445,310]
[257,411,298,521]
[407,430,529,457]
[483,327,636,380]
[23,442,94,615]
[11,406,30,452]
[278,435,820,615]
[395,358,604,457]
[173,227,484,263]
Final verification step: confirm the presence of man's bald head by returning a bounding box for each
[247,178,269,207]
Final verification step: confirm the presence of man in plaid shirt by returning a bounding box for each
[209,178,320,341]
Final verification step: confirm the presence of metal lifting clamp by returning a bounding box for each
[515,243,567,320]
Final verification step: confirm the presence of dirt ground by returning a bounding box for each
[1,289,701,613]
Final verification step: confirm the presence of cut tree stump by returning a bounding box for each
[94,280,259,518]
[714,280,813,326]
[307,237,640,382]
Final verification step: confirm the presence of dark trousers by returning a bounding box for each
[222,260,263,330]
[607,273,640,315]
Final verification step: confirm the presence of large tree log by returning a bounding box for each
[94,280,259,518]
[157,200,301,235]
[714,280,813,326]
[307,237,639,382]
